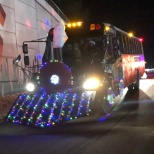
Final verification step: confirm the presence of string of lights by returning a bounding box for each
[6,90,93,128]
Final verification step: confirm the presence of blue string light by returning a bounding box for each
[6,91,93,128]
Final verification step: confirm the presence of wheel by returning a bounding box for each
[135,69,140,89]
[101,87,115,114]
[119,79,125,97]
[92,81,115,115]
[128,69,140,90]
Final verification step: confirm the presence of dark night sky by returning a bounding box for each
[82,0,154,68]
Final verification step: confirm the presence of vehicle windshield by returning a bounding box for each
[62,35,104,75]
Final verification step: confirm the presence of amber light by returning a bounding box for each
[105,26,110,31]
[76,22,82,26]
[66,22,82,28]
[128,32,133,37]
[67,23,72,28]
[72,23,77,27]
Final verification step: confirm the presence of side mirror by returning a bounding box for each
[22,44,28,54]
[24,55,29,66]
[13,54,21,63]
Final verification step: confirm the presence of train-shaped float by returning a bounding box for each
[6,21,145,128]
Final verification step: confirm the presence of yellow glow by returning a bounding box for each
[105,26,110,31]
[90,24,95,30]
[128,32,133,37]
[83,78,100,90]
[77,22,82,26]
[72,23,77,27]
[67,23,71,27]
[66,21,82,28]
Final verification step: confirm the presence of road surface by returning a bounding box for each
[0,79,154,154]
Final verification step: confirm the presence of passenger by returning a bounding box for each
[62,43,75,67]
[73,43,82,63]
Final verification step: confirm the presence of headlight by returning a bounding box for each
[83,78,100,90]
[50,74,59,84]
[26,82,35,92]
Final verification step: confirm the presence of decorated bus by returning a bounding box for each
[6,21,145,128]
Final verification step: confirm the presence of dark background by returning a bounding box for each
[52,0,154,68]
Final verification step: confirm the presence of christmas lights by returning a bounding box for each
[6,90,93,128]
[6,61,95,128]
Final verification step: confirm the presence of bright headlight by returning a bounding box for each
[83,78,100,90]
[26,82,35,92]
[50,74,59,84]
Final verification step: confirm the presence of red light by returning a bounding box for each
[139,38,143,42]
[95,24,101,30]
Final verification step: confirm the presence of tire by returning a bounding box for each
[135,69,140,89]
[119,79,124,97]
[92,81,115,115]
[128,69,140,90]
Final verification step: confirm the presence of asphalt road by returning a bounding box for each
[0,79,154,154]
